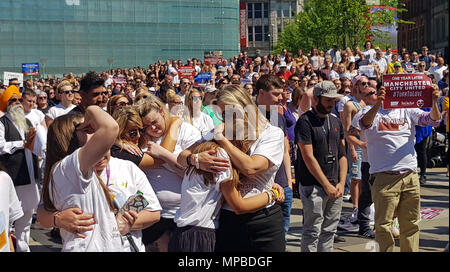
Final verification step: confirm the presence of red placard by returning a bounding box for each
[240,1,247,47]
[178,66,196,80]
[382,74,433,109]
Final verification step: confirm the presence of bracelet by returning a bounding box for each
[266,191,273,205]
[54,212,60,228]
[194,153,200,169]
[271,188,280,200]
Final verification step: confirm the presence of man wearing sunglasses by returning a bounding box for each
[0,85,40,252]
[45,80,76,127]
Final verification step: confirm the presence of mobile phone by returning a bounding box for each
[119,193,149,215]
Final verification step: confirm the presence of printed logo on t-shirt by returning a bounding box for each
[378,117,410,131]
[0,212,7,250]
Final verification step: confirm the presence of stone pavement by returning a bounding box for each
[28,169,448,252]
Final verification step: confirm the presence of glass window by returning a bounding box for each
[254,3,262,18]
[282,2,290,18]
[247,3,253,19]
[248,26,253,42]
[263,25,269,41]
[263,3,269,18]
[255,25,262,41]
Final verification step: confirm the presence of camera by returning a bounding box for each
[326,154,336,164]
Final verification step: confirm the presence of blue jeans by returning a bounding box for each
[280,186,293,234]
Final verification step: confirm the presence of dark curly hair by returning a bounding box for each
[79,71,105,93]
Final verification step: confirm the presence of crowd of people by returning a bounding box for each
[0,41,448,252]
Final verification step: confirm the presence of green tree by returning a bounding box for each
[274,0,411,54]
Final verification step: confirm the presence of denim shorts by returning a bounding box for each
[350,147,362,179]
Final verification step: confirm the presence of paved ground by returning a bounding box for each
[28,168,449,252]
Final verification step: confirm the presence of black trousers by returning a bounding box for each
[414,136,430,176]
[357,162,372,232]
[215,204,285,252]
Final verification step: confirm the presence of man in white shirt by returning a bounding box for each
[45,80,76,127]
[21,90,46,130]
[371,51,388,75]
[430,57,448,82]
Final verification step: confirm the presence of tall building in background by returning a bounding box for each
[0,0,239,77]
[240,0,304,56]
[398,0,448,61]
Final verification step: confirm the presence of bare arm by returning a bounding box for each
[282,138,292,188]
[220,181,273,215]
[130,210,160,231]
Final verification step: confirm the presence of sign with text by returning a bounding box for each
[359,65,377,78]
[239,1,248,47]
[194,72,212,87]
[382,74,433,109]
[204,51,224,66]
[22,63,40,76]
[3,72,24,87]
[178,66,196,80]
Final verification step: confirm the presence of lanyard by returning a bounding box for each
[105,164,111,187]
[312,109,332,155]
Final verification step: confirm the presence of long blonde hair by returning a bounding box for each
[183,88,202,125]
[216,84,268,152]
[112,107,143,144]
[41,113,115,212]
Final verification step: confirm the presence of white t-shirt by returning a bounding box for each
[354,107,429,174]
[174,148,231,229]
[363,49,377,62]
[430,65,448,82]
[46,103,76,120]
[223,124,284,211]
[144,122,201,218]
[98,157,161,252]
[0,171,24,252]
[51,148,125,252]
[310,56,320,69]
[371,57,387,74]
[191,112,215,137]
[25,109,45,129]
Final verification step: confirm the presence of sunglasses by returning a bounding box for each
[8,98,23,103]
[10,83,20,86]
[182,82,191,85]
[60,90,74,94]
[360,81,369,86]
[171,101,182,105]
[38,96,47,100]
[192,96,202,102]
[92,91,109,97]
[127,129,141,138]
[290,79,300,82]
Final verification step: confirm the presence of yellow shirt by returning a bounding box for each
[386,62,405,74]
[443,96,449,133]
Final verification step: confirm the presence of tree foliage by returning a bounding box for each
[274,0,410,54]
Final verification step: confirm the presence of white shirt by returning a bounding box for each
[144,122,201,218]
[191,112,215,137]
[25,109,45,129]
[0,171,24,252]
[174,148,231,229]
[46,103,76,120]
[363,49,377,62]
[51,149,125,252]
[98,157,161,252]
[371,57,387,74]
[223,124,284,211]
[430,65,448,82]
[0,114,40,212]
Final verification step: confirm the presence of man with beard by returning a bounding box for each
[295,81,347,252]
[71,71,108,114]
[0,85,40,252]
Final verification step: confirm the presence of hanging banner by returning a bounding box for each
[240,1,248,47]
[382,74,433,109]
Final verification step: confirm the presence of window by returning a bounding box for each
[264,25,269,41]
[255,25,262,41]
[254,3,262,18]
[247,3,253,19]
[248,26,253,42]
[263,3,269,18]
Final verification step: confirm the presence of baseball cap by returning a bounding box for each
[279,61,287,68]
[313,81,343,99]
[394,61,402,67]
[204,85,217,93]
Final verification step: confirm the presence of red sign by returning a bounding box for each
[178,66,196,80]
[240,1,247,47]
[382,74,433,109]
[204,52,224,66]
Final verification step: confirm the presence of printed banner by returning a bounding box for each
[359,65,377,78]
[240,1,248,47]
[3,72,24,87]
[382,74,433,109]
[22,63,40,76]
[194,72,212,87]
[204,51,224,66]
[178,66,196,80]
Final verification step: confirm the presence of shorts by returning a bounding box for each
[141,217,176,246]
[350,146,362,180]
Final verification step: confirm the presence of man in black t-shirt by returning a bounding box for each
[295,80,347,252]
[255,74,292,236]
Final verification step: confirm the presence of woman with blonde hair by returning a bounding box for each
[166,89,183,117]
[134,94,202,252]
[183,88,214,136]
[178,84,286,252]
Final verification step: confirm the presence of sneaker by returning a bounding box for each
[391,218,400,239]
[350,207,358,224]
[343,193,351,201]
[334,234,346,243]
[359,228,376,239]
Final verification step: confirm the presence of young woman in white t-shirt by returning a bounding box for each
[38,106,139,252]
[134,94,201,252]
[178,84,286,252]
[169,141,281,252]
[183,88,214,137]
[45,80,76,128]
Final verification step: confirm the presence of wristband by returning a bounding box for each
[194,153,200,169]
[266,191,273,205]
[54,212,60,228]
[271,188,280,200]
